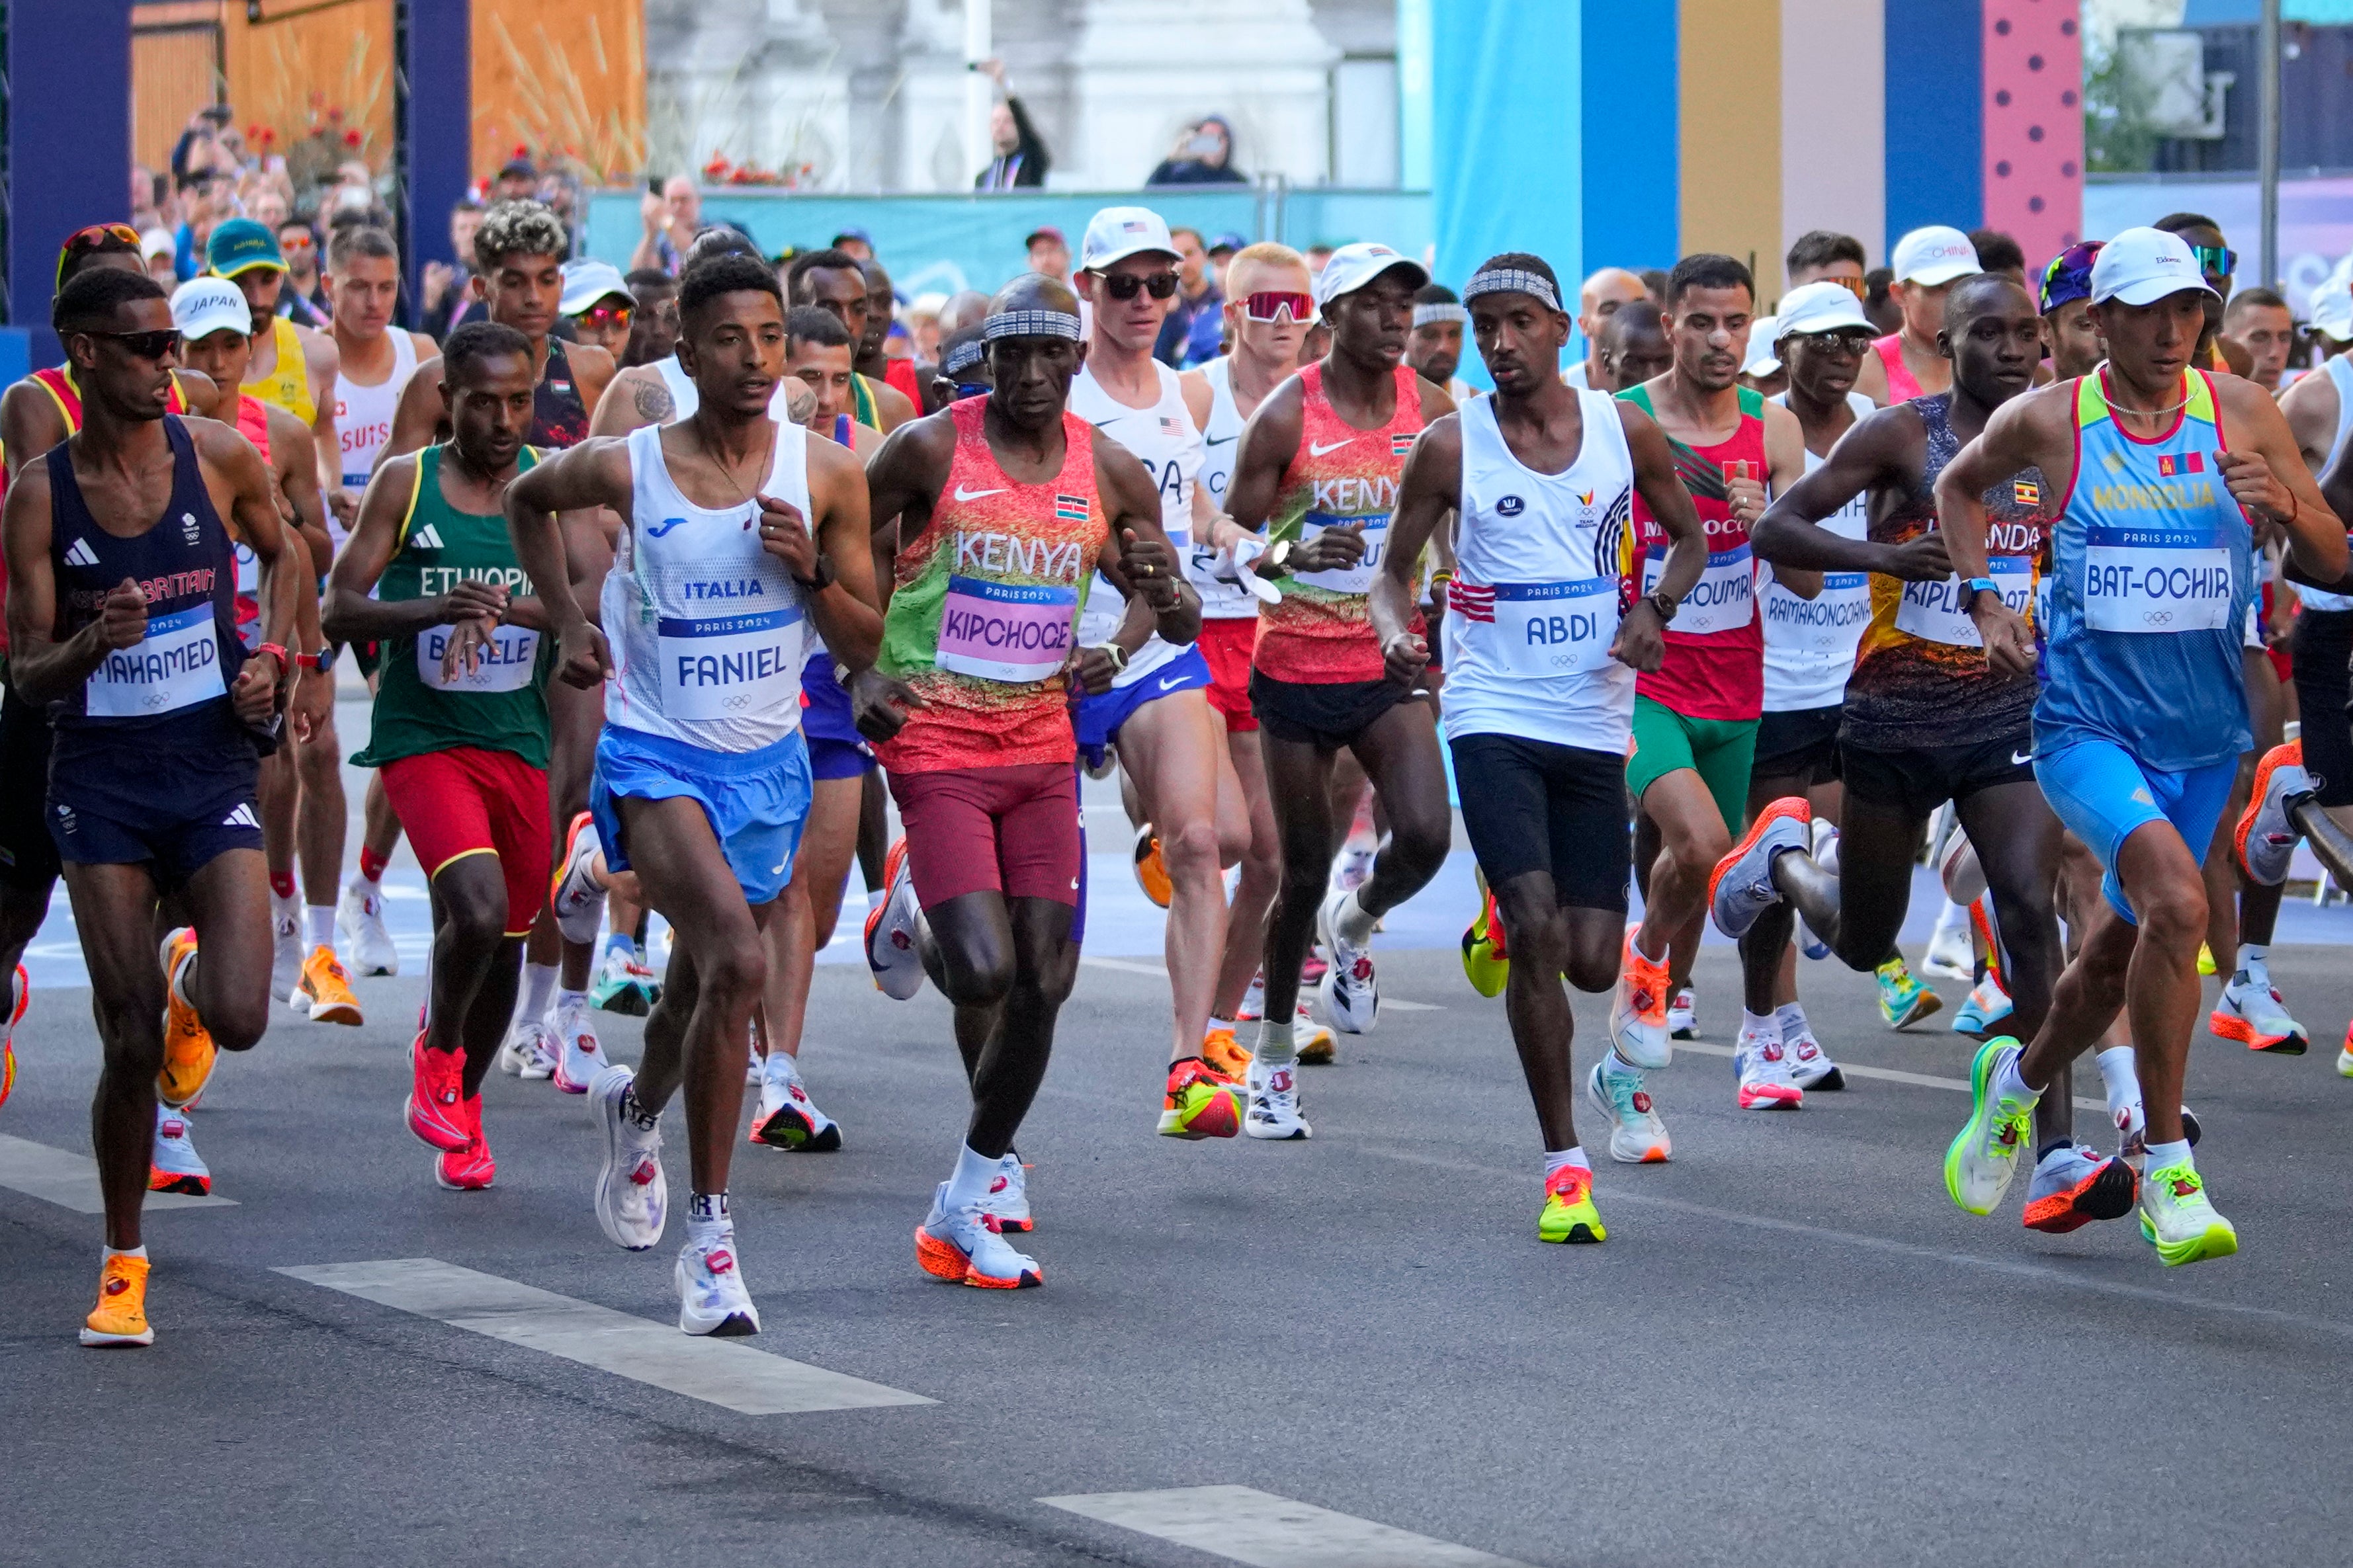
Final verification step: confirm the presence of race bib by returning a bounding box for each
[1644,544,1754,636]
[2082,524,2233,634]
[658,606,804,719]
[1291,510,1389,595]
[937,575,1078,684]
[418,623,540,693]
[85,602,228,718]
[1762,571,1870,655]
[1459,578,1621,677]
[1895,554,2032,647]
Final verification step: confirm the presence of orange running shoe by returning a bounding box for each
[297,946,363,1026]
[155,929,216,1108]
[1607,924,1673,1069]
[1,961,24,1112]
[1201,1026,1252,1083]
[81,1252,155,1346]
[1132,824,1172,908]
[1157,1057,1241,1139]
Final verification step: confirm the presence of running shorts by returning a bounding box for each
[1248,669,1415,751]
[1197,617,1258,733]
[2035,738,2237,923]
[1074,644,1213,766]
[1451,734,1630,911]
[887,762,1081,910]
[0,681,61,889]
[1752,704,1842,786]
[2290,606,2353,807]
[800,649,877,780]
[1625,695,1756,834]
[1841,729,2034,821]
[380,747,552,938]
[591,724,813,907]
[47,734,260,888]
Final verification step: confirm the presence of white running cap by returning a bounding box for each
[1775,280,1875,341]
[1742,317,1781,377]
[1313,241,1430,309]
[559,259,631,316]
[1080,206,1178,272]
[1890,225,1982,286]
[2090,226,2220,308]
[170,276,251,343]
[2308,252,2352,342]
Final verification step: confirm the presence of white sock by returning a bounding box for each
[2235,944,2270,989]
[1207,1016,1236,1036]
[2144,1138,2193,1172]
[766,1048,800,1083]
[1774,1003,1811,1042]
[305,905,335,950]
[1995,1053,2041,1106]
[1258,1017,1297,1067]
[1741,1009,1780,1044]
[1604,1048,1642,1078]
[1334,889,1376,946]
[2096,1044,2143,1134]
[517,962,558,1024]
[1932,898,1969,940]
[945,1143,1000,1210]
[1544,1147,1590,1179]
[105,1244,149,1261]
[685,1190,730,1248]
[556,987,588,1018]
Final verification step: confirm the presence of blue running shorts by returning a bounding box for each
[591,723,813,907]
[2035,737,2237,923]
[1072,644,1212,768]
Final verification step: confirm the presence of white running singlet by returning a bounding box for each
[335,329,421,537]
[606,420,812,752]
[1068,358,1202,686]
[2299,356,2353,613]
[1443,388,1637,753]
[1187,356,1259,621]
[1760,390,1876,711]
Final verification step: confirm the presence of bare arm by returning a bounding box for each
[208,421,302,722]
[380,356,447,466]
[0,464,108,702]
[568,341,617,423]
[2217,376,2346,587]
[847,415,958,741]
[324,455,511,644]
[1752,405,1950,581]
[1617,402,1704,672]
[0,383,65,487]
[1094,439,1199,647]
[1935,389,2059,677]
[1222,376,1303,532]
[305,329,341,499]
[754,436,883,673]
[2278,370,2342,475]
[503,439,626,688]
[590,364,675,438]
[1371,415,1455,681]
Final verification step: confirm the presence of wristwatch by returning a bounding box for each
[1643,590,1678,624]
[1963,576,2000,606]
[253,641,290,677]
[793,555,837,593]
[1264,538,1295,576]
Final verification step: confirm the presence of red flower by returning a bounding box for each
[343,129,363,147]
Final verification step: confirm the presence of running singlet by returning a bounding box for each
[335,329,420,491]
[1258,361,1424,684]
[243,316,317,426]
[2296,355,2353,613]
[1761,390,1876,712]
[2040,368,2253,770]
[532,337,589,449]
[651,354,804,425]
[873,397,1103,774]
[353,443,551,771]
[1872,334,1924,403]
[1443,389,1638,753]
[228,395,273,651]
[605,420,811,753]
[1189,356,1259,622]
[1619,382,1767,720]
[1844,392,2044,751]
[46,415,247,750]
[1068,358,1201,684]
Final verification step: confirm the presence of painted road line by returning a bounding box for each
[1039,1485,1532,1567]
[0,1132,235,1213]
[277,1259,935,1415]
[1078,956,1441,1011]
[1671,1039,2105,1112]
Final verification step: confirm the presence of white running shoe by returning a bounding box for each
[149,1110,212,1196]
[499,1014,559,1080]
[1329,838,1376,896]
[1733,1021,1804,1110]
[1243,1055,1312,1140]
[984,1154,1033,1232]
[269,891,304,1009]
[916,1181,1043,1288]
[548,995,610,1094]
[591,1064,666,1251]
[751,1052,842,1151]
[1923,913,1975,981]
[549,813,607,945]
[1585,1057,1670,1163]
[1236,972,1266,1024]
[1314,886,1380,1034]
[337,876,400,977]
[864,838,926,1001]
[1668,988,1697,1041]
[1707,799,1807,939]
[675,1231,761,1336]
[1783,1011,1844,1091]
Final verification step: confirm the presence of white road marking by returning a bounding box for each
[1078,956,1441,1010]
[1039,1485,1533,1567]
[1672,1038,2105,1112]
[277,1258,935,1415]
[0,1132,235,1212]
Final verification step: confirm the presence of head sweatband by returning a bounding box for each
[1412,302,1469,327]
[982,309,1082,342]
[1462,268,1563,312]
[942,338,986,375]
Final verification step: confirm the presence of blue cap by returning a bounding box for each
[1209,232,1246,254]
[833,227,872,246]
[206,218,284,278]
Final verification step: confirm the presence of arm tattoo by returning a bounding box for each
[632,375,675,422]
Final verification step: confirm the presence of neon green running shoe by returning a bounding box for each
[1877,954,1942,1030]
[1460,884,1509,999]
[1944,1038,2034,1215]
[2196,942,2217,977]
[1156,1057,1241,1140]
[2137,1162,2239,1266]
[1538,1164,1606,1244]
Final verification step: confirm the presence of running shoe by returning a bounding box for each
[2116,1104,2205,1163]
[1952,973,2013,1036]
[1301,945,1330,987]
[1242,1055,1311,1140]
[624,952,662,1009]
[916,1181,1043,1288]
[1784,1012,1844,1091]
[80,1253,154,1348]
[2197,942,2217,977]
[1585,1056,1670,1163]
[2209,977,2309,1054]
[1,962,25,1112]
[863,837,926,1000]
[1201,1026,1252,1082]
[1733,1022,1804,1110]
[337,876,400,976]
[1607,925,1673,1069]
[1133,824,1173,909]
[1158,1056,1242,1139]
[2338,1022,2353,1079]
[1294,1007,1338,1066]
[1669,988,1698,1040]
[2137,1163,2239,1266]
[1876,954,1942,1030]
[1922,919,1974,982]
[1944,1038,2034,1216]
[676,1233,761,1335]
[2021,1142,2136,1234]
[269,890,304,1007]
[548,813,607,945]
[435,1100,495,1190]
[1460,882,1509,998]
[751,1055,843,1151]
[1315,885,1380,1034]
[1707,796,1808,938]
[1330,837,1377,896]
[1537,1163,1606,1244]
[548,993,611,1093]
[297,946,363,1026]
[587,942,649,1017]
[591,1063,667,1251]
[406,1032,471,1152]
[148,1109,211,1195]
[155,928,217,1109]
[1236,971,1266,1024]
[2236,739,2313,887]
[987,1155,1034,1233]
[498,1012,558,1080]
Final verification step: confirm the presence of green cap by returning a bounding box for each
[206,218,284,278]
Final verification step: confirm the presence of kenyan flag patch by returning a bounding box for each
[1054,493,1091,522]
[1390,433,1416,458]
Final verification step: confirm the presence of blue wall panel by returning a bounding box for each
[9,1,134,366]
[404,0,473,311]
[1884,0,1984,249]
[1581,1,1680,273]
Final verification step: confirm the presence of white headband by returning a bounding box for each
[1462,268,1562,312]
[982,309,1082,341]
[1412,302,1469,327]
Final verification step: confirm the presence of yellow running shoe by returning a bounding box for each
[1460,883,1509,999]
[156,928,216,1109]
[2197,942,2217,977]
[1,961,24,1112]
[297,946,364,1026]
[1157,1057,1240,1139]
[1201,1026,1252,1082]
[1132,825,1172,909]
[1538,1163,1606,1244]
[1295,1013,1337,1065]
[2137,1161,2239,1266]
[80,1253,155,1346]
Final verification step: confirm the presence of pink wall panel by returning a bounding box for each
[1982,0,2085,273]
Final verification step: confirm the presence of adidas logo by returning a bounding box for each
[409,523,445,550]
[62,538,99,568]
[222,804,260,830]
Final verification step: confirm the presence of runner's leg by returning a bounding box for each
[1213,725,1282,1019]
[1111,690,1247,1061]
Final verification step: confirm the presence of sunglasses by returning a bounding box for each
[952,380,993,400]
[1096,270,1179,302]
[1823,276,1867,300]
[1789,328,1876,355]
[1244,290,1314,323]
[82,328,182,361]
[2190,244,2237,280]
[577,302,634,330]
[58,223,141,286]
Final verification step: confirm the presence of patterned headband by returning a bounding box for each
[1462,268,1562,312]
[942,338,986,374]
[1412,302,1469,327]
[982,309,1082,341]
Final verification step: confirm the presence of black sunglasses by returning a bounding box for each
[83,328,181,361]
[1097,270,1180,302]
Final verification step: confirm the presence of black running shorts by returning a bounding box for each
[1451,733,1630,911]
[1841,727,2035,821]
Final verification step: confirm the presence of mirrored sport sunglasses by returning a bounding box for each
[1097,270,1179,302]
[576,302,634,330]
[58,223,141,287]
[82,328,182,361]
[1244,290,1314,323]
[1824,276,1867,300]
[2191,243,2237,281]
[1789,327,1876,355]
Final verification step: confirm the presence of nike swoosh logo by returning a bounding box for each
[1206,434,1236,446]
[954,485,1007,501]
[2011,750,2032,766]
[1308,438,1355,456]
[1157,675,1188,691]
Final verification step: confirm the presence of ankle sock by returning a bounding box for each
[1994,1052,2041,1105]
[1774,1003,1811,1042]
[1543,1147,1590,1180]
[2144,1138,2194,1173]
[1334,889,1376,946]
[358,846,391,884]
[517,962,558,1024]
[1740,1009,1780,1045]
[556,987,587,1016]
[305,905,335,950]
[685,1191,730,1248]
[2235,944,2270,990]
[946,1143,1000,1210]
[1258,1017,1297,1068]
[105,1244,149,1262]
[2094,1045,2143,1134]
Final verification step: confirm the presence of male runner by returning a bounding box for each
[505,252,882,1333]
[785,248,916,433]
[209,218,340,493]
[1858,226,1980,404]
[854,273,1194,1282]
[859,258,929,409]
[1785,229,1869,294]
[1564,268,1650,390]
[561,261,639,363]
[1937,229,2343,1264]
[4,265,298,1344]
[624,267,681,366]
[1596,302,1672,393]
[1224,241,1455,1132]
[2037,241,2107,382]
[2223,288,2295,393]
[1378,253,1704,1233]
[328,321,552,1190]
[1408,283,1475,403]
[1602,253,1809,1142]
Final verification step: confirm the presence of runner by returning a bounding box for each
[2037,241,2107,382]
[560,261,639,362]
[1222,241,1456,1134]
[2221,288,2295,393]
[503,251,882,1333]
[1595,301,1672,393]
[1857,226,1979,405]
[853,272,1195,1282]
[1564,268,1649,390]
[326,321,552,1191]
[1785,229,1869,296]
[1604,253,1809,1132]
[624,267,681,366]
[1377,252,1704,1234]
[1935,229,2344,1264]
[3,265,299,1344]
[784,247,916,434]
[1408,283,1475,403]
[210,217,340,493]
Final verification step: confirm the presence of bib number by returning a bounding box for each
[1461,579,1620,677]
[937,575,1078,684]
[419,623,540,693]
[85,602,228,718]
[1291,511,1387,595]
[1643,544,1754,636]
[2083,526,2233,634]
[658,607,804,718]
[1895,554,2032,647]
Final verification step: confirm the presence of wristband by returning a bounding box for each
[1963,577,1999,602]
[253,642,289,675]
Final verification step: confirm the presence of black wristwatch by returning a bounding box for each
[1643,589,1678,624]
[793,555,837,594]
